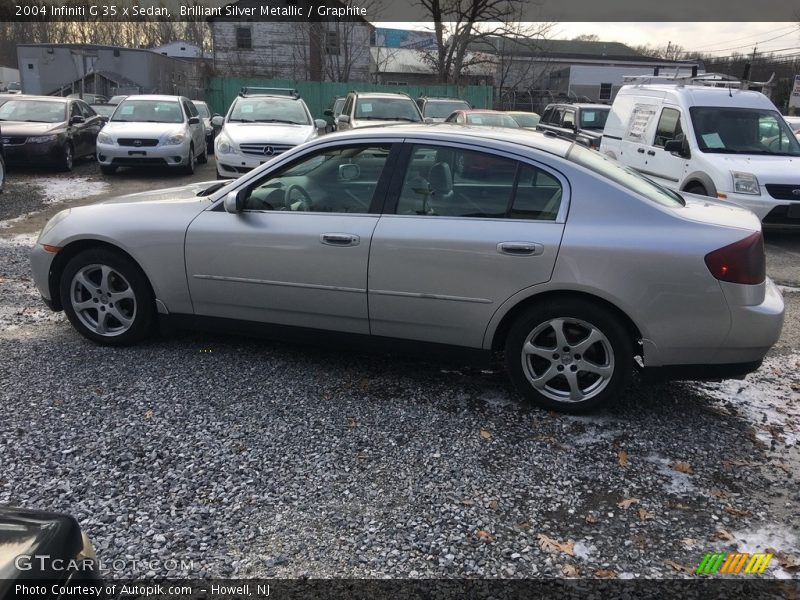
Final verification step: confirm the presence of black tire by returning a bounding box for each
[60,143,74,172]
[684,183,709,196]
[0,154,5,193]
[100,164,117,175]
[198,143,208,164]
[60,248,155,346]
[182,144,196,175]
[504,298,633,413]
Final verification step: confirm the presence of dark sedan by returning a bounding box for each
[0,96,104,171]
[0,506,100,599]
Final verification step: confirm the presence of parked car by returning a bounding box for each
[444,109,521,128]
[416,96,471,122]
[2,82,21,94]
[213,87,325,179]
[89,103,115,120]
[67,93,107,104]
[192,100,219,154]
[336,91,424,131]
[506,111,541,129]
[96,94,206,175]
[0,505,100,597]
[537,103,609,149]
[784,115,800,140]
[107,95,127,105]
[600,84,800,228]
[323,95,346,133]
[0,96,103,171]
[30,125,783,412]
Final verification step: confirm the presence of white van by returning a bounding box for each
[600,84,800,227]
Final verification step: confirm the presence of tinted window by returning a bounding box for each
[540,106,555,124]
[653,108,682,148]
[423,100,469,119]
[396,145,562,220]
[112,100,183,123]
[690,106,800,156]
[242,144,391,213]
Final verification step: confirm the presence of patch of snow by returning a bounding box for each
[730,524,800,578]
[0,214,30,230]
[477,389,514,409]
[571,426,622,445]
[777,285,800,294]
[698,353,800,447]
[645,453,696,495]
[573,541,592,560]
[37,177,109,205]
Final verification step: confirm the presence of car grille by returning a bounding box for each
[765,184,800,201]
[117,138,160,147]
[239,143,292,157]
[111,157,169,166]
[1,136,27,145]
[763,204,800,227]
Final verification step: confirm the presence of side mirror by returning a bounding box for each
[70,115,85,124]
[188,116,200,125]
[323,109,333,116]
[664,138,690,158]
[337,114,350,123]
[314,119,327,129]
[211,115,224,127]
[338,163,360,181]
[224,189,246,213]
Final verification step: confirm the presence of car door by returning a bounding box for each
[368,142,567,348]
[640,105,688,189]
[67,102,88,155]
[619,101,660,174]
[77,101,102,151]
[184,141,398,334]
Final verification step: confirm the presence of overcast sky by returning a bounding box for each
[375,22,800,58]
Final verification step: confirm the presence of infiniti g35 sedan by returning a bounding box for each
[30,125,784,412]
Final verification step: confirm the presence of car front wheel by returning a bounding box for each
[60,248,155,346]
[182,144,195,175]
[60,143,74,172]
[505,299,633,413]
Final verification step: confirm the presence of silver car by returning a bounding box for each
[96,95,206,175]
[30,126,784,412]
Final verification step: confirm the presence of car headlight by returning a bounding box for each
[731,171,760,195]
[165,132,186,145]
[216,133,235,154]
[96,132,113,145]
[28,134,58,143]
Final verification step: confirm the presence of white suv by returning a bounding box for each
[213,88,325,179]
[600,83,800,228]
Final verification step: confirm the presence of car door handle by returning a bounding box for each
[647,150,656,156]
[320,233,360,247]
[497,242,543,256]
[637,148,645,153]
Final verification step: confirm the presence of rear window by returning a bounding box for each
[423,100,469,119]
[568,144,684,208]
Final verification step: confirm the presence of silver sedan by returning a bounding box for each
[30,125,784,412]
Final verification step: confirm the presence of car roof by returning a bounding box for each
[352,92,413,99]
[619,85,774,108]
[546,103,609,110]
[324,124,573,158]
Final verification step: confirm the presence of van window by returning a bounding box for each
[568,143,684,208]
[653,108,683,148]
[624,104,658,142]
[690,107,800,156]
[562,110,576,128]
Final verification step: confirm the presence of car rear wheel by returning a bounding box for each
[0,154,5,192]
[60,143,74,172]
[505,299,633,413]
[60,248,155,346]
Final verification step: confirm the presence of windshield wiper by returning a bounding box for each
[255,119,303,124]
[227,118,253,123]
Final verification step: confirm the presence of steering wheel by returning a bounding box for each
[284,184,313,211]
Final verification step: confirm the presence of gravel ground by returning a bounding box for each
[1,229,799,581]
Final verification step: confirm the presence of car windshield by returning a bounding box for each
[229,98,309,124]
[112,99,183,123]
[568,143,685,208]
[690,106,800,156]
[0,99,66,123]
[465,113,520,128]
[91,105,115,118]
[510,113,540,127]
[193,102,210,118]
[579,108,609,129]
[355,98,421,122]
[424,101,469,119]
[7,82,21,91]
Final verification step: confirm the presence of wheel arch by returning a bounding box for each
[681,171,717,197]
[48,239,156,311]
[489,290,644,355]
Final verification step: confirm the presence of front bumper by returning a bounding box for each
[97,140,191,168]
[216,151,285,178]
[3,140,65,165]
[718,190,789,222]
[30,243,59,310]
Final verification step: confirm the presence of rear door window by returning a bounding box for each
[653,107,683,147]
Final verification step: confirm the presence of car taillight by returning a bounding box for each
[704,231,765,285]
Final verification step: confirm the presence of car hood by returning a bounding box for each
[223,122,314,145]
[703,154,800,182]
[0,506,83,584]
[0,121,66,135]
[100,180,224,205]
[102,121,187,139]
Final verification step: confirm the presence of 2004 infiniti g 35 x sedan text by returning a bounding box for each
[30,125,784,412]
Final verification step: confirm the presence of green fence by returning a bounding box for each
[205,77,494,119]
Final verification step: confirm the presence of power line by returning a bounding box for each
[688,28,799,55]
[688,24,797,52]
